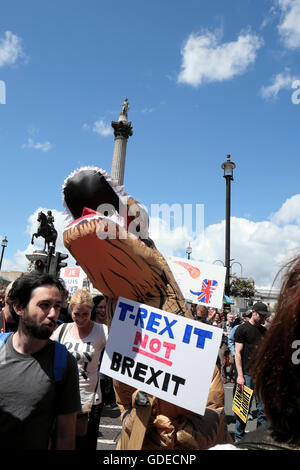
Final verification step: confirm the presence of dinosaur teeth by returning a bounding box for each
[62,202,74,221]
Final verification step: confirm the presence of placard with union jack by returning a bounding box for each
[168,256,226,308]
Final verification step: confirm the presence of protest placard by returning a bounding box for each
[232,385,253,423]
[168,256,226,309]
[100,297,223,415]
[60,267,85,295]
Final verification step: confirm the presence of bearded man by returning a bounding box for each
[0,271,81,450]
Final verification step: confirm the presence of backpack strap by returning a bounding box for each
[0,312,6,333]
[0,333,67,382]
[53,341,67,382]
[58,323,68,343]
[0,332,13,349]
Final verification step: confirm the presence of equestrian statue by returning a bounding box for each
[31,210,58,252]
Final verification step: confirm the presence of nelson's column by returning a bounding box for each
[110,97,133,185]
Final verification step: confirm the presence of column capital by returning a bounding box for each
[111,120,133,139]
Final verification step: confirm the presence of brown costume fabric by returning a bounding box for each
[114,365,229,450]
[63,175,232,450]
[63,214,192,321]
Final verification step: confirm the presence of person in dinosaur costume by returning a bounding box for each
[62,166,232,450]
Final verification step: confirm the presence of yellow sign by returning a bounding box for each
[232,385,253,423]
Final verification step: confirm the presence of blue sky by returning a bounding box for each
[1,0,300,288]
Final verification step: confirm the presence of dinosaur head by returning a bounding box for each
[63,166,150,239]
[62,166,190,318]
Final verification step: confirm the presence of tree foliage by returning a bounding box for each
[230,278,255,298]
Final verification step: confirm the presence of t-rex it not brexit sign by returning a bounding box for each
[100,297,223,415]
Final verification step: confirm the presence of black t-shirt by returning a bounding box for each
[234,321,266,375]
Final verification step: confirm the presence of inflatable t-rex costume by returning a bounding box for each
[62,166,232,450]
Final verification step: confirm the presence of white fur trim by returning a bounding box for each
[61,166,131,218]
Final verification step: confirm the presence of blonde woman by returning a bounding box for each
[52,288,106,450]
[91,295,117,408]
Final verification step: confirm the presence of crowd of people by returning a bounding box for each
[191,303,242,384]
[1,252,300,450]
[190,299,278,445]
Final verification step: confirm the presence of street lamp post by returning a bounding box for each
[0,236,8,271]
[231,261,243,278]
[186,242,192,260]
[213,260,225,266]
[221,154,236,296]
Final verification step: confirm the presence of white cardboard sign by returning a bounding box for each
[100,297,223,416]
[168,256,226,309]
[60,267,85,295]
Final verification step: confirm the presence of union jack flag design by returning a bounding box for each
[190,279,218,304]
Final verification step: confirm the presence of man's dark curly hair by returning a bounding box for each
[8,271,66,323]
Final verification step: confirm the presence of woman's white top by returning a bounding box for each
[53,322,106,408]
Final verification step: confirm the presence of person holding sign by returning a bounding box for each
[234,302,269,443]
[60,165,232,450]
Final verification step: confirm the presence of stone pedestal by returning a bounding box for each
[26,250,48,272]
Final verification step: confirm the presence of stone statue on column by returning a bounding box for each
[111,98,133,186]
[121,97,130,117]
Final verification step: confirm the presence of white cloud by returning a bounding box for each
[0,31,24,67]
[261,4,278,29]
[182,218,299,289]
[270,194,300,224]
[149,196,300,289]
[149,216,191,255]
[93,120,113,136]
[177,29,263,87]
[22,137,53,152]
[277,0,300,49]
[260,68,297,99]
[83,120,113,137]
[142,107,154,114]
